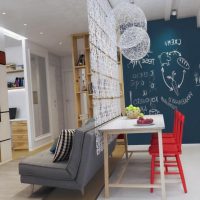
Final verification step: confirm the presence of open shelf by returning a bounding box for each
[7,69,24,74]
[76,91,88,94]
[72,33,93,127]
[8,87,25,90]
[75,65,86,69]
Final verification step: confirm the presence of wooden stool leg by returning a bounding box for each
[176,155,187,193]
[150,155,156,193]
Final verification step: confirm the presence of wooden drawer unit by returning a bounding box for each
[11,120,29,150]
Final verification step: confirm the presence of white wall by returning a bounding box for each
[61,56,76,129]
[26,41,66,149]
[5,46,23,65]
[8,89,27,119]
[26,41,53,150]
[48,53,64,138]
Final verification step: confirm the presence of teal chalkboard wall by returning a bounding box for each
[123,17,200,145]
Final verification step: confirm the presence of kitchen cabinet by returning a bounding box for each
[11,120,28,150]
[0,64,12,163]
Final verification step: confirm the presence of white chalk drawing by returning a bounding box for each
[143,90,148,96]
[177,57,190,70]
[194,73,200,86]
[131,80,145,89]
[132,96,159,106]
[149,109,160,115]
[194,72,200,86]
[168,92,193,105]
[128,51,153,70]
[129,90,132,105]
[165,38,182,47]
[159,49,190,96]
[194,64,200,86]
[166,71,179,96]
[140,105,148,113]
[142,58,155,65]
[150,82,155,89]
[160,96,177,110]
[132,70,155,79]
[128,60,143,69]
[158,52,171,67]
[161,67,173,90]
[131,70,156,91]
[169,50,181,57]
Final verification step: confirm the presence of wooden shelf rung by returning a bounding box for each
[75,65,86,69]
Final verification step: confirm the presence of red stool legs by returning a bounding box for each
[176,155,187,193]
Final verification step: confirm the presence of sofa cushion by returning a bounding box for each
[50,138,58,154]
[19,150,74,181]
[53,129,75,162]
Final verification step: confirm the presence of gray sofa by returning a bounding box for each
[19,123,116,194]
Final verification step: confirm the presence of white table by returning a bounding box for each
[99,114,166,200]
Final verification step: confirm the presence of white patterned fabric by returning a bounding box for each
[53,129,75,162]
[87,0,121,155]
[95,128,118,156]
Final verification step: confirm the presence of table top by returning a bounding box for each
[99,115,165,134]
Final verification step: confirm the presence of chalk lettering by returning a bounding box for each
[169,91,193,105]
[140,105,148,113]
[132,96,159,106]
[132,70,155,79]
[165,38,182,47]
[142,58,155,65]
[160,96,177,110]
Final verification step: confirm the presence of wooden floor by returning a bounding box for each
[12,143,52,160]
[0,142,125,200]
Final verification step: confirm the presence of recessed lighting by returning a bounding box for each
[24,23,27,26]
[59,42,63,45]
[40,32,44,35]
[2,12,6,15]
[0,26,27,40]
[171,9,177,16]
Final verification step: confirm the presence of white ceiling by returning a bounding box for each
[0,0,200,56]
[109,0,200,21]
[0,0,88,56]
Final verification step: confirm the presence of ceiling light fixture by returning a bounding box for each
[2,12,6,15]
[24,23,27,26]
[40,32,44,35]
[111,0,150,61]
[0,26,27,40]
[171,9,177,16]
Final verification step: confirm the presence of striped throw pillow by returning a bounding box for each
[53,129,75,162]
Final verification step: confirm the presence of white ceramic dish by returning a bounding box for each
[134,123,155,126]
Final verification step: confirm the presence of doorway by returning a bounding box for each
[30,54,50,139]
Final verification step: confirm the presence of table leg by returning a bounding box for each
[124,134,128,160]
[158,130,167,200]
[104,132,109,198]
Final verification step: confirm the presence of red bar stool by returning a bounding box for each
[149,113,187,193]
